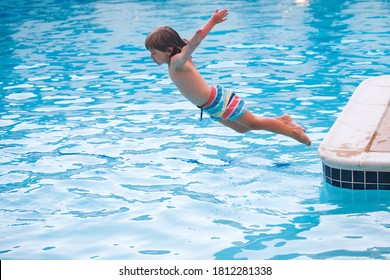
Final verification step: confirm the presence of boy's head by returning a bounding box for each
[145,26,186,58]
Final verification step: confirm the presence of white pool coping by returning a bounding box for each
[318,75,390,172]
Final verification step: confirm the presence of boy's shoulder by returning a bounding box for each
[169,55,194,71]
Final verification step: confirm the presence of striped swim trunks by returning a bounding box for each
[198,85,247,122]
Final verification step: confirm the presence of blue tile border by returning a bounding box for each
[322,163,390,190]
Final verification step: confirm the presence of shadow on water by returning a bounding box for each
[213,182,390,260]
[318,182,390,213]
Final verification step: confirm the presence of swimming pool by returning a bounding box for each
[1,0,390,260]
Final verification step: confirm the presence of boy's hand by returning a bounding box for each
[178,8,228,65]
[199,9,228,40]
[211,9,228,24]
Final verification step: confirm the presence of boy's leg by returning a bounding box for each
[219,119,250,133]
[232,110,311,146]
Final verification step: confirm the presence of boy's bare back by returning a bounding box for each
[168,58,211,107]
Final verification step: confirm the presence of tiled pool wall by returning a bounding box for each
[323,163,390,190]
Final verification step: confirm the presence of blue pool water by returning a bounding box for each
[1,0,390,260]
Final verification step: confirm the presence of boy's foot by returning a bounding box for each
[292,126,312,146]
[279,114,311,143]
[279,114,299,128]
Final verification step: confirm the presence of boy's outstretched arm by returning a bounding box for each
[171,29,204,68]
[171,9,228,68]
[201,9,228,38]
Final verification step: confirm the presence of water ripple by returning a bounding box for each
[1,0,390,260]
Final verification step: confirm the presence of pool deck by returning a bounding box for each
[318,75,390,189]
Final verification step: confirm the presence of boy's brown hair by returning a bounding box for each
[145,26,187,58]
